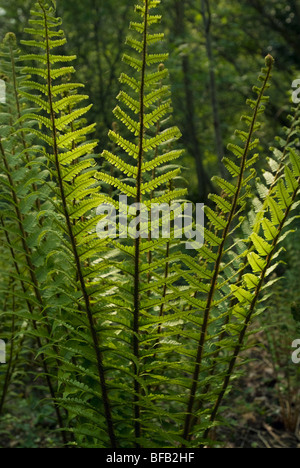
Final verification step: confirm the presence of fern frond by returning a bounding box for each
[181,55,275,443]
[20,0,117,447]
[0,31,69,443]
[205,146,300,438]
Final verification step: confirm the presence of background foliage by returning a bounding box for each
[1,0,299,200]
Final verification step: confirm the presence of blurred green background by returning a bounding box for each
[1,0,299,202]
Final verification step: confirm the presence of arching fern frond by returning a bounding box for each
[180,55,275,444]
[19,0,117,448]
[0,31,69,443]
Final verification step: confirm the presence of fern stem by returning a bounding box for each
[147,65,164,287]
[39,1,116,448]
[132,0,149,446]
[182,58,274,442]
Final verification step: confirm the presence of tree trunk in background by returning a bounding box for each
[174,0,212,202]
[201,0,226,179]
[182,54,213,201]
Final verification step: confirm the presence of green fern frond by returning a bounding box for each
[180,55,275,444]
[19,0,117,447]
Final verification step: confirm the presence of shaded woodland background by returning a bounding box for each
[0,0,300,448]
[1,0,299,201]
